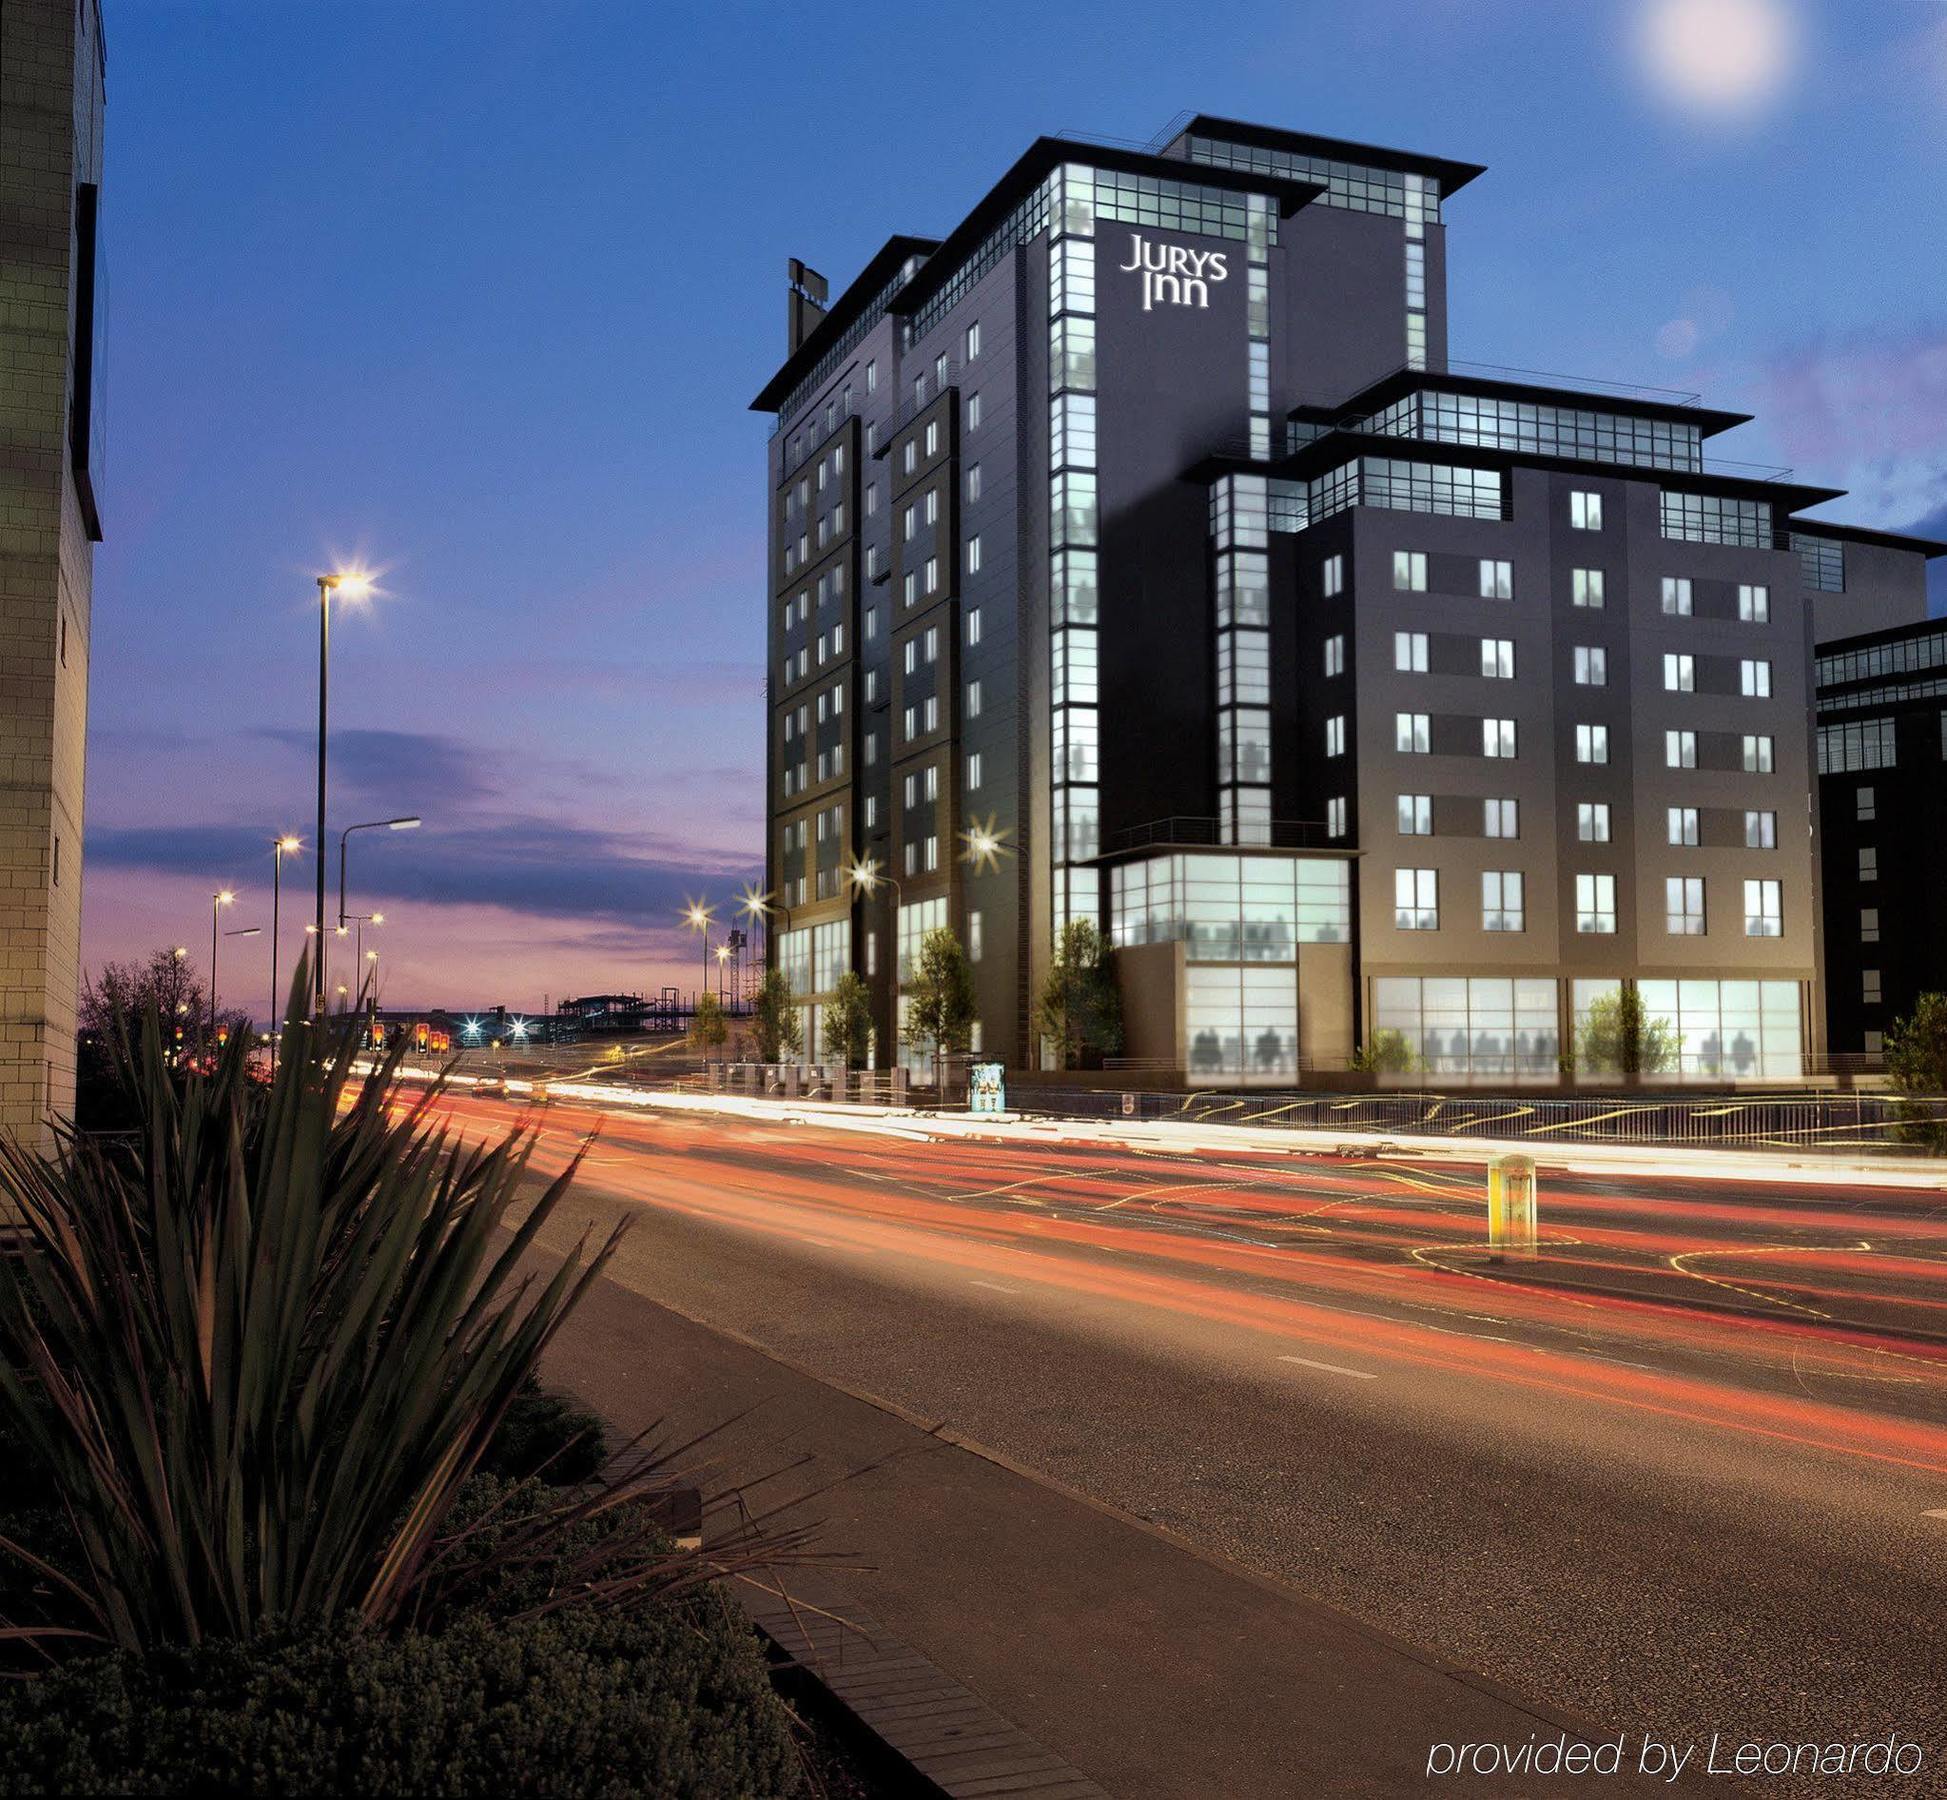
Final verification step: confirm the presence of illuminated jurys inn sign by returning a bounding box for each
[1119,232,1230,312]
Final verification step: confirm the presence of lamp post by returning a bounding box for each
[339,817,420,933]
[682,899,714,1008]
[270,835,301,1066]
[845,857,902,1071]
[313,571,374,1018]
[715,940,732,1006]
[210,890,260,1052]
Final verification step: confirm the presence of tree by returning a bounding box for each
[823,971,874,1071]
[1033,919,1122,1070]
[1351,1028,1421,1075]
[748,968,803,1065]
[1575,986,1677,1078]
[689,990,729,1060]
[903,925,976,1087]
[1883,991,1947,1149]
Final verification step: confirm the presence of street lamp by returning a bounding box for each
[210,890,260,1049]
[682,898,714,1004]
[313,570,375,1017]
[270,834,302,1065]
[339,817,421,933]
[715,939,732,1005]
[846,856,902,1072]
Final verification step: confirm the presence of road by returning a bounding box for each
[435,1089,1947,1787]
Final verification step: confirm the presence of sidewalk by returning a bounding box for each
[544,1266,1681,1798]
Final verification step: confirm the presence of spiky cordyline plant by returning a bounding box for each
[0,955,628,1654]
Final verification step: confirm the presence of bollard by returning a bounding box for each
[890,1065,909,1105]
[783,1064,800,1099]
[1487,1152,1538,1263]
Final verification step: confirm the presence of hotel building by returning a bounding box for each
[754,116,1937,1081]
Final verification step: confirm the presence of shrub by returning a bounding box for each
[475,1374,608,1487]
[1576,988,1677,1077]
[0,1602,800,1798]
[1352,1029,1421,1075]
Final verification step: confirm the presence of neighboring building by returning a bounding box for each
[1814,607,1947,1057]
[1,0,105,1145]
[753,115,1936,1083]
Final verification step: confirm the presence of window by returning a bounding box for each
[966,679,983,717]
[904,842,917,876]
[1572,568,1605,608]
[934,352,948,389]
[1325,715,1347,757]
[902,442,916,475]
[1576,873,1617,934]
[1577,802,1612,843]
[1741,734,1774,773]
[1666,876,1706,936]
[1482,718,1516,758]
[1322,553,1344,597]
[1570,490,1604,530]
[1479,559,1513,600]
[924,834,939,871]
[1861,907,1880,943]
[1858,846,1878,881]
[902,572,916,607]
[969,909,984,962]
[1661,577,1694,617]
[966,606,982,646]
[1574,645,1607,686]
[966,320,982,360]
[902,504,916,543]
[1393,550,1428,591]
[1739,583,1770,623]
[967,391,982,429]
[1668,806,1699,846]
[924,695,938,731]
[903,640,916,676]
[52,837,60,887]
[1395,712,1430,754]
[864,795,877,828]
[1394,867,1439,930]
[1744,810,1776,849]
[1326,796,1348,838]
[865,605,878,642]
[1740,659,1772,698]
[1576,723,1609,765]
[1323,633,1346,677]
[1394,631,1428,673]
[1663,653,1695,692]
[1863,969,1882,1005]
[1482,871,1524,932]
[1397,793,1431,835]
[967,751,983,790]
[867,545,879,579]
[924,764,939,801]
[1744,879,1783,937]
[903,705,916,741]
[924,556,939,595]
[1481,638,1515,679]
[923,625,938,663]
[923,490,939,527]
[1666,730,1697,769]
[967,535,982,574]
[1856,785,1876,820]
[866,358,878,394]
[1484,797,1519,839]
[967,462,982,502]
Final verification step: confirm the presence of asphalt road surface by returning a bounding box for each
[436,1091,1947,1791]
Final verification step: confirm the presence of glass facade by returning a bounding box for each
[1816,718,1897,773]
[1816,629,1947,689]
[1109,852,1350,957]
[1373,977,1560,1077]
[1209,474,1273,842]
[1792,532,1846,593]
[1182,135,1441,225]
[1359,390,1703,473]
[778,259,924,437]
[1223,460,1503,540]
[1660,490,1773,548]
[1637,979,1802,1079]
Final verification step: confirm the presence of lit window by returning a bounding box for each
[1744,809,1776,848]
[1577,802,1611,843]
[1484,798,1519,838]
[966,319,982,360]
[967,606,982,646]
[1326,796,1347,838]
[967,751,983,790]
[967,535,983,575]
[1397,793,1431,835]
[1325,715,1347,757]
[1394,867,1438,930]
[1740,659,1772,698]
[1861,907,1879,943]
[924,421,939,456]
[924,556,939,595]
[967,463,982,501]
[1574,645,1607,685]
[1393,550,1428,592]
[1571,568,1605,608]
[1576,724,1609,765]
[1739,583,1770,623]
[1668,806,1699,846]
[967,679,982,717]
[1394,631,1428,673]
[968,391,982,429]
[1395,712,1430,754]
[1863,969,1882,1004]
[1478,559,1512,600]
[1665,876,1706,936]
[1570,490,1603,530]
[1744,878,1783,937]
[1856,785,1875,821]
[1666,730,1697,769]
[1575,872,1617,934]
[903,504,916,542]
[1661,576,1693,617]
[1481,638,1514,679]
[1483,870,1524,932]
[1323,634,1345,677]
[1663,652,1695,692]
[1858,846,1878,881]
[1322,553,1344,597]
[1742,734,1774,773]
[1482,718,1517,759]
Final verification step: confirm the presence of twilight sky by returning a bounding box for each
[84,0,1947,1015]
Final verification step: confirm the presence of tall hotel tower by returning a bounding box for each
[754,118,1938,1082]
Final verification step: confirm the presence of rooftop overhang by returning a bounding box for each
[1302,366,1753,439]
[1787,518,1947,559]
[1165,114,1487,199]
[749,232,940,414]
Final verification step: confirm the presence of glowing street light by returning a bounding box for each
[682,898,714,1000]
[269,834,303,1066]
[339,816,421,936]
[313,569,378,1016]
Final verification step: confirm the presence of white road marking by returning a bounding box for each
[970,1279,1021,1295]
[1278,1355,1379,1381]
